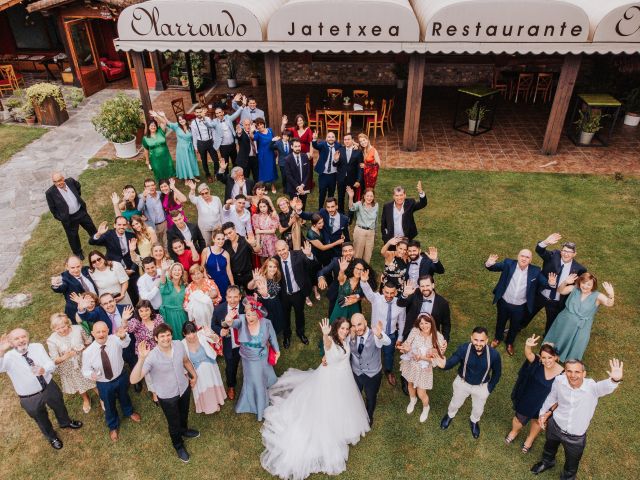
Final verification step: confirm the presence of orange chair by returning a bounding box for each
[0,65,25,97]
[385,98,395,129]
[532,73,553,103]
[305,95,323,135]
[513,73,534,103]
[326,88,342,99]
[366,99,387,139]
[491,68,509,99]
[352,90,368,103]
[322,110,343,140]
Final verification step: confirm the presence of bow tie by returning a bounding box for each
[422,298,432,303]
[250,109,256,113]
[411,261,419,265]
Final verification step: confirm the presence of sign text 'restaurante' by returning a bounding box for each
[430,21,583,40]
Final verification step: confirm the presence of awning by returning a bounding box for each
[0,0,22,13]
[26,0,138,13]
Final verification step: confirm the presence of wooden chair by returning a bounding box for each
[366,99,387,139]
[326,88,343,100]
[170,98,196,121]
[322,110,343,140]
[532,73,553,103]
[385,98,395,129]
[491,68,509,99]
[513,73,534,103]
[0,65,25,97]
[197,92,207,108]
[352,90,368,103]
[305,94,323,135]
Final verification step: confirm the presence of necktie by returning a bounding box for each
[347,148,351,162]
[283,260,293,294]
[549,264,565,301]
[250,139,256,156]
[118,235,127,256]
[108,312,116,333]
[296,155,303,182]
[385,301,393,335]
[357,336,365,355]
[22,352,47,390]
[100,345,114,380]
[329,216,335,231]
[77,275,90,292]
[231,307,240,345]
[325,146,334,174]
[284,143,288,154]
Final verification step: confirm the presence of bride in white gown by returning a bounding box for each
[261,317,370,480]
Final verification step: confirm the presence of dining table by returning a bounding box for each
[315,99,379,135]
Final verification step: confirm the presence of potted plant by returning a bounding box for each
[16,103,37,125]
[226,53,239,88]
[393,63,408,89]
[574,110,606,145]
[180,74,189,87]
[623,87,640,127]
[247,53,262,87]
[5,97,23,121]
[25,82,69,126]
[91,93,143,158]
[466,101,489,132]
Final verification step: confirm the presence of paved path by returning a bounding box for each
[0,89,145,291]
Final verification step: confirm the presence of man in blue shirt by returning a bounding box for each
[434,326,502,439]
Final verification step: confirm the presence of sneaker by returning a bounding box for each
[176,446,190,463]
[420,405,430,423]
[406,397,418,414]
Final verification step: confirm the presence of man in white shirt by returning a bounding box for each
[82,321,141,441]
[0,328,82,449]
[137,257,163,309]
[360,270,405,386]
[137,178,167,247]
[531,358,623,479]
[222,194,254,239]
[190,106,217,182]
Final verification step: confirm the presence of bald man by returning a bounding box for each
[45,171,96,260]
[0,328,82,449]
[485,250,548,356]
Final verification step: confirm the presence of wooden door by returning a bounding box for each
[64,19,105,96]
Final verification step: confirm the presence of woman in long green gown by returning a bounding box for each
[159,262,188,340]
[142,118,175,181]
[544,272,615,362]
[151,111,199,180]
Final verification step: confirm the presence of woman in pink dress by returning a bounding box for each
[159,178,187,228]
[252,198,280,260]
[282,114,314,190]
[358,133,381,190]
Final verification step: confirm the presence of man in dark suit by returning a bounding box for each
[217,162,255,202]
[405,241,445,284]
[271,130,291,193]
[235,119,258,181]
[381,182,427,244]
[312,131,342,208]
[398,275,451,342]
[88,216,140,305]
[275,240,315,348]
[521,233,588,333]
[485,250,548,356]
[317,242,355,316]
[297,197,350,257]
[333,133,364,214]
[211,285,244,400]
[166,211,206,261]
[45,172,96,260]
[283,138,311,208]
[51,255,98,323]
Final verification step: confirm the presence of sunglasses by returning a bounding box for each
[91,258,104,264]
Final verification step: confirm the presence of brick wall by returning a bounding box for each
[425,63,494,86]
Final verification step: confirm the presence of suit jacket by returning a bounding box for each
[45,178,87,224]
[312,140,342,175]
[216,171,255,201]
[88,229,136,270]
[278,250,315,297]
[211,301,245,357]
[51,268,98,322]
[405,253,445,281]
[167,222,206,260]
[283,152,311,197]
[271,139,292,167]
[334,146,364,185]
[397,292,451,342]
[317,257,351,304]
[535,242,587,304]
[211,109,243,150]
[486,259,546,313]
[381,195,428,243]
[235,129,255,169]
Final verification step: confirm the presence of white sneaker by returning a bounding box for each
[420,405,430,423]
[406,397,418,414]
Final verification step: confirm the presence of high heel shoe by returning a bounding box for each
[82,402,91,414]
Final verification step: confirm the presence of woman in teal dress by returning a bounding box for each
[143,115,176,181]
[159,262,189,340]
[157,112,199,180]
[329,258,374,323]
[544,272,615,362]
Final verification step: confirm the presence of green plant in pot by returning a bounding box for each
[247,52,262,87]
[574,110,606,145]
[25,82,68,126]
[91,93,142,158]
[180,74,189,86]
[393,63,408,89]
[225,52,239,88]
[466,101,489,133]
[16,103,36,124]
[623,87,640,127]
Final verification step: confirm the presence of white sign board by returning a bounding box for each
[593,4,640,42]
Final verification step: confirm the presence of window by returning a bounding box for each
[7,6,62,51]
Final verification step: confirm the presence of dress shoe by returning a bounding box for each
[298,334,309,345]
[134,382,143,393]
[109,429,119,442]
[420,405,430,423]
[50,437,63,449]
[227,387,236,400]
[129,412,141,423]
[176,446,190,463]
[76,252,85,261]
[506,344,515,356]
[61,420,83,429]
[470,420,480,439]
[440,414,453,430]
[207,175,214,183]
[283,337,291,349]
[401,379,409,396]
[531,461,555,475]
[182,429,200,439]
[386,372,397,386]
[490,339,501,349]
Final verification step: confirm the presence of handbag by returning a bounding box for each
[267,344,277,366]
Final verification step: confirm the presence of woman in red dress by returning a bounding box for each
[358,133,381,190]
[282,114,314,190]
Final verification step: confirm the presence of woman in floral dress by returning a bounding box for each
[252,198,280,260]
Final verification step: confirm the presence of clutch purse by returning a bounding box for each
[267,344,277,366]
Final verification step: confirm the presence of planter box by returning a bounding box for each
[34,97,69,126]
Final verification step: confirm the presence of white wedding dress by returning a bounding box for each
[260,340,370,480]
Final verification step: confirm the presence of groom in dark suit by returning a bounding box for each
[211,286,244,400]
[283,138,311,208]
[333,133,364,214]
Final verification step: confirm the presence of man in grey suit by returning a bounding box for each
[349,313,391,426]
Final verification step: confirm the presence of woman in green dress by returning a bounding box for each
[329,258,375,323]
[152,111,199,180]
[142,116,175,181]
[159,262,188,340]
[544,272,615,362]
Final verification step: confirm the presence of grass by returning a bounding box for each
[0,123,46,166]
[0,158,638,479]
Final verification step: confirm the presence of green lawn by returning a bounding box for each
[0,123,46,166]
[1,159,638,480]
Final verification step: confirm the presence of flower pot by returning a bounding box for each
[0,110,9,122]
[113,136,138,159]
[250,76,259,87]
[396,79,405,89]
[227,78,238,88]
[25,116,37,125]
[34,97,68,126]
[468,119,479,132]
[579,131,595,145]
[181,78,189,87]
[623,112,640,127]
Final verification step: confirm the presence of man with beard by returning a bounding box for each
[317,242,355,317]
[312,131,342,208]
[222,222,254,292]
[405,241,445,284]
[434,326,502,439]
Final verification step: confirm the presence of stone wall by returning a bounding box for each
[425,63,494,86]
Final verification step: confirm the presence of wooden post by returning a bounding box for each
[402,54,426,151]
[131,51,153,124]
[264,52,283,131]
[184,52,197,104]
[149,51,166,91]
[541,54,582,155]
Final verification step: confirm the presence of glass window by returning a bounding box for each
[7,6,62,51]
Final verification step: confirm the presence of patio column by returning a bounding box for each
[264,52,283,131]
[541,54,582,155]
[150,51,166,91]
[131,51,153,124]
[402,54,426,151]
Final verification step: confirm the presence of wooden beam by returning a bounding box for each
[184,52,197,105]
[264,52,283,131]
[131,51,152,124]
[541,54,582,155]
[402,54,426,151]
[149,51,165,91]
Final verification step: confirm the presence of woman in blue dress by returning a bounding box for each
[200,229,233,298]
[226,296,279,421]
[544,272,615,362]
[253,117,278,192]
[153,111,200,180]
